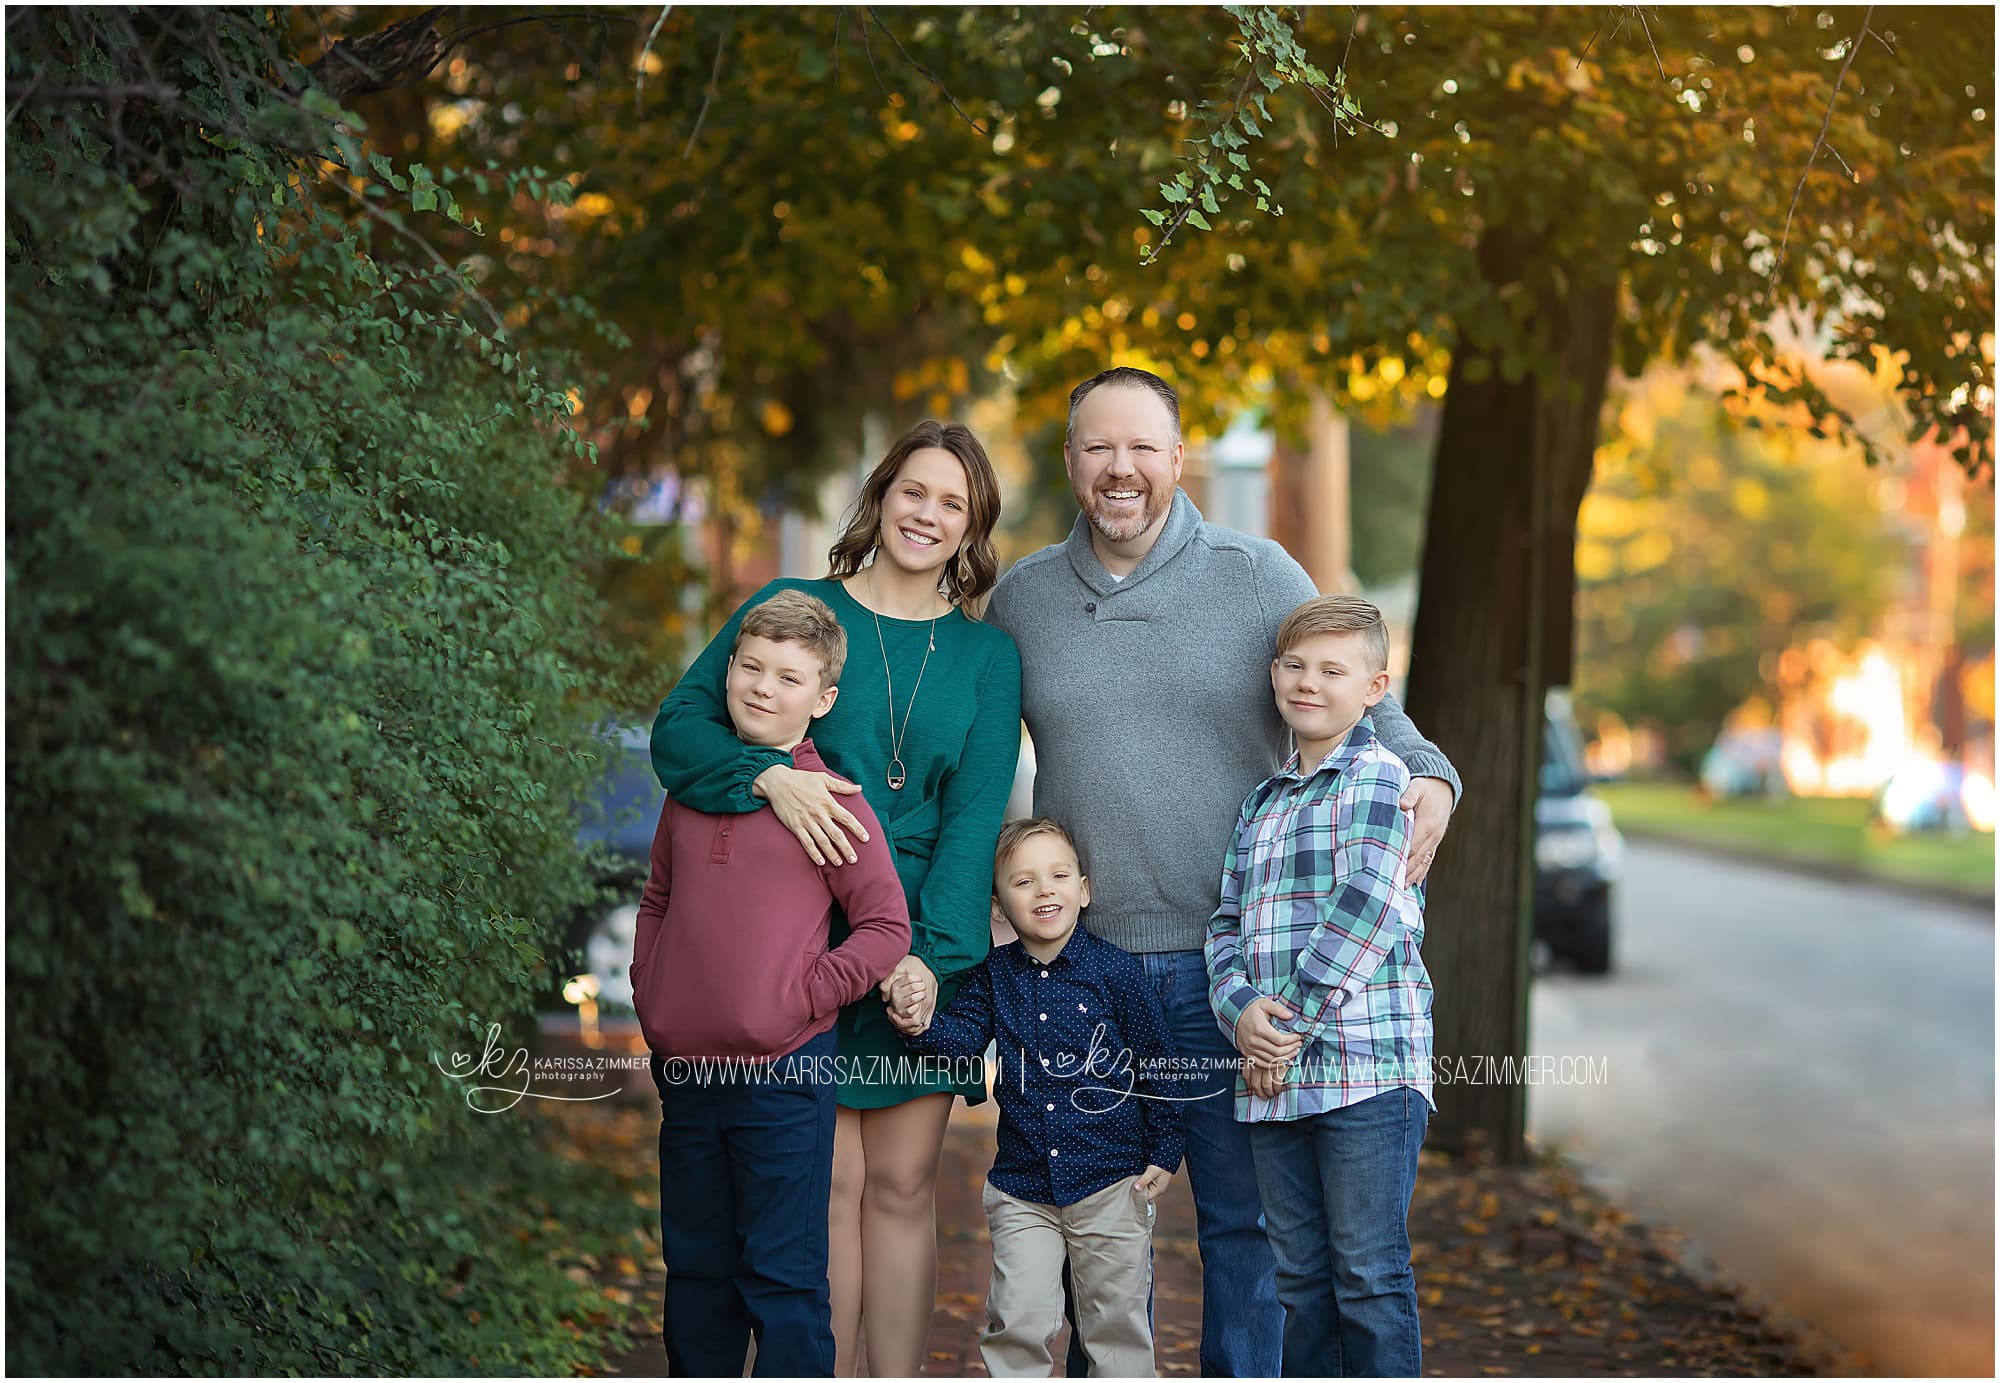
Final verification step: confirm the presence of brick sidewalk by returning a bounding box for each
[575,1054,1846,1378]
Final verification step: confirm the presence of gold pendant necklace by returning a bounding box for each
[864,566,939,791]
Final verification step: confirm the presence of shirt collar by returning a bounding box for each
[1278,715,1379,784]
[1015,922,1090,968]
[1063,489,1203,596]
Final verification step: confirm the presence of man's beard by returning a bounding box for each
[1083,487,1170,545]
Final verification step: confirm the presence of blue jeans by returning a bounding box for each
[1066,948,1282,1377]
[1249,1087,1429,1378]
[649,1026,838,1377]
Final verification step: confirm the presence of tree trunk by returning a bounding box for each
[1269,391,1357,594]
[1405,232,1618,1162]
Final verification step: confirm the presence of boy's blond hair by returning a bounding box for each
[1275,594,1390,674]
[993,817,1085,883]
[734,589,848,686]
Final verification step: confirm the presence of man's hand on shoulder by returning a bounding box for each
[1401,776,1454,886]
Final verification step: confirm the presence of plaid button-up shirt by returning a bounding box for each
[1204,716,1435,1122]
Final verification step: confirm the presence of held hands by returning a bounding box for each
[1133,1165,1173,1200]
[753,764,868,866]
[881,955,937,1035]
[1401,775,1455,887]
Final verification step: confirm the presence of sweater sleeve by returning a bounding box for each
[1251,542,1463,805]
[648,580,795,814]
[808,797,914,1019]
[627,801,674,1012]
[1364,691,1462,805]
[1204,799,1266,1045]
[911,632,1023,981]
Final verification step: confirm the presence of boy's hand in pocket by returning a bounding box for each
[1133,1165,1173,1200]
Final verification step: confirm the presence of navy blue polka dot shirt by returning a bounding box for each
[906,925,1185,1207]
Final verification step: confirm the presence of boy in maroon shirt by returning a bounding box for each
[629,590,909,1377]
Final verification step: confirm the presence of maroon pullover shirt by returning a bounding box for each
[629,737,911,1061]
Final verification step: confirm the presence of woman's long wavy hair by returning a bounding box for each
[826,420,1003,610]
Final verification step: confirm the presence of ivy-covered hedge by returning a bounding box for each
[6,10,648,1372]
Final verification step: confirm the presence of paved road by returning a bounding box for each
[1529,839,1995,1377]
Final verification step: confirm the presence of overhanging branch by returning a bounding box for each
[305,8,637,103]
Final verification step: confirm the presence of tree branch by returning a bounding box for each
[326,177,507,337]
[1634,8,1666,80]
[683,17,732,160]
[307,9,637,102]
[1772,5,1873,278]
[857,7,890,103]
[862,8,988,136]
[635,4,672,113]
[307,7,447,102]
[1146,60,1259,263]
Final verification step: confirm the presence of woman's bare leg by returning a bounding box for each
[857,1094,955,1376]
[829,1106,868,1376]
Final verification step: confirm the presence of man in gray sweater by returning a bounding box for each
[985,366,1461,1376]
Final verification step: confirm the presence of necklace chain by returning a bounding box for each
[862,564,939,791]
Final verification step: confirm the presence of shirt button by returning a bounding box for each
[1039,1013,1047,1021]
[1041,1056,1050,1066]
[1051,1148,1060,1157]
[1084,601,1096,613]
[1047,1103,1055,1111]
[1041,970,1049,978]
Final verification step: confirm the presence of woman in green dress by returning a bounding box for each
[649,420,1021,1376]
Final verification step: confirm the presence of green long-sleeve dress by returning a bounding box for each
[649,576,1022,1108]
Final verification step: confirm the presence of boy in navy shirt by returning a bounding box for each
[897,818,1183,1377]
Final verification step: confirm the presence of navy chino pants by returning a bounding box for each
[649,1026,838,1377]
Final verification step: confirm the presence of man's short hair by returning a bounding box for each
[1274,595,1390,674]
[993,816,1085,883]
[734,589,847,686]
[1064,366,1182,448]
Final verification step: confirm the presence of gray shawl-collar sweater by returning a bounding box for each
[986,489,1462,956]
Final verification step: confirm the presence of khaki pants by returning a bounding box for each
[980,1177,1157,1378]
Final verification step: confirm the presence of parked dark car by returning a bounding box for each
[1534,691,1622,974]
[558,725,665,1013]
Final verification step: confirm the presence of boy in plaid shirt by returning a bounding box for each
[1204,594,1436,1378]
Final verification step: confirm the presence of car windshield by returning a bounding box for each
[577,743,666,855]
[1541,700,1589,798]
